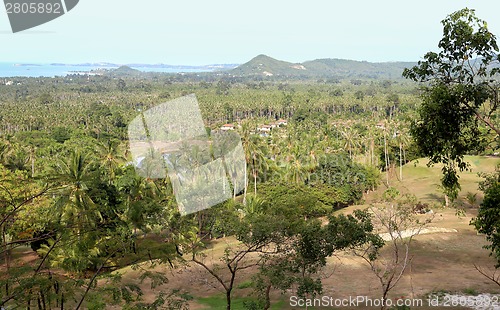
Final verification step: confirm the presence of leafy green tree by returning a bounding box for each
[216,80,231,96]
[38,93,53,105]
[249,209,383,310]
[258,182,333,217]
[0,165,49,305]
[311,154,379,205]
[52,127,71,144]
[117,78,126,91]
[402,8,500,271]
[1,142,29,172]
[185,184,380,310]
[115,165,172,234]
[403,8,500,199]
[186,202,287,310]
[472,167,500,266]
[354,90,365,101]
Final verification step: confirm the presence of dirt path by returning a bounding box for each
[379,226,458,241]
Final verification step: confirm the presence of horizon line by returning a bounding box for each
[1,55,420,67]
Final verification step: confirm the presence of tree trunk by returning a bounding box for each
[31,156,35,178]
[381,282,392,310]
[2,225,10,297]
[254,170,257,196]
[384,134,389,186]
[371,138,375,166]
[232,177,236,199]
[226,267,236,310]
[263,284,272,310]
[399,143,403,181]
[226,289,232,310]
[243,167,248,205]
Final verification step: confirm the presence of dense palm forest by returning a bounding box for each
[2,8,500,310]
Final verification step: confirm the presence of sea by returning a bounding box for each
[0,62,215,78]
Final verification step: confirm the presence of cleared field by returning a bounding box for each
[365,156,500,206]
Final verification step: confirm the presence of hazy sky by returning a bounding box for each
[1,0,500,64]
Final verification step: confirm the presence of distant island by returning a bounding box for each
[13,63,42,67]
[48,62,240,71]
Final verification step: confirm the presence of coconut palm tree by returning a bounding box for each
[380,121,391,187]
[394,126,411,181]
[26,146,36,178]
[52,151,101,237]
[0,139,15,168]
[247,136,268,196]
[239,122,267,201]
[341,127,360,159]
[96,140,126,184]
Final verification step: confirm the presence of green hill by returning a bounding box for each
[229,54,308,77]
[109,65,142,77]
[303,58,415,79]
[230,54,416,79]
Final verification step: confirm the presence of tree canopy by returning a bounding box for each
[403,8,500,199]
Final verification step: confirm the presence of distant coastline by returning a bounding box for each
[13,63,42,67]
[48,62,239,70]
[0,62,239,78]
[2,54,422,79]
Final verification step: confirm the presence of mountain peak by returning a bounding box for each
[230,55,416,79]
[230,54,302,77]
[252,54,275,60]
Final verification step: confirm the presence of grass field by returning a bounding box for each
[364,156,500,206]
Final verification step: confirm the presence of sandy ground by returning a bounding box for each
[379,226,458,241]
